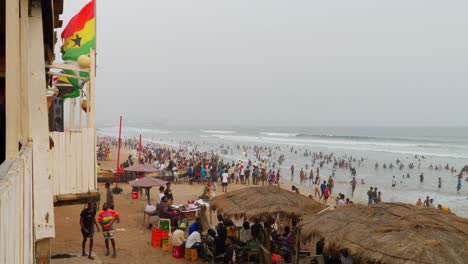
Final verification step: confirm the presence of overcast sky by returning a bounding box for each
[58,0,468,128]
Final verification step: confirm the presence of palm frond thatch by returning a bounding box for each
[210,186,327,220]
[298,203,468,264]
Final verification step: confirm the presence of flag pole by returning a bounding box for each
[94,0,97,66]
[115,115,122,187]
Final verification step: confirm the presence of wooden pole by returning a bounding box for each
[79,91,83,130]
[5,0,20,159]
[28,0,55,243]
[86,49,96,128]
[265,217,272,264]
[295,227,301,264]
[69,98,75,130]
[115,115,122,187]
[20,0,30,144]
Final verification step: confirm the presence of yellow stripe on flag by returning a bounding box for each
[62,18,95,51]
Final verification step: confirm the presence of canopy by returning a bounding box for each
[123,164,158,173]
[298,203,468,264]
[210,186,327,220]
[129,177,167,205]
[129,177,167,188]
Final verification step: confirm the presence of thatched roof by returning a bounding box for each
[210,186,327,220]
[298,203,468,264]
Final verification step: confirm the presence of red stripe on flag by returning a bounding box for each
[61,0,95,40]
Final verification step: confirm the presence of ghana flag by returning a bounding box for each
[60,0,95,99]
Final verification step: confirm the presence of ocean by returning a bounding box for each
[98,126,468,217]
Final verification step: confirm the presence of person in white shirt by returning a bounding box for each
[153,160,159,169]
[337,193,346,206]
[185,226,205,259]
[158,186,165,202]
[222,171,229,192]
[158,163,165,176]
[173,166,179,184]
[172,223,187,247]
[239,222,252,243]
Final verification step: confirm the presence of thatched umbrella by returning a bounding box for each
[298,203,468,264]
[210,186,327,220]
[210,186,327,263]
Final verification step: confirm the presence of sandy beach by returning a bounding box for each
[51,146,329,264]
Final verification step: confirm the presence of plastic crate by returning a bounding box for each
[161,230,170,239]
[184,248,198,261]
[172,246,185,259]
[159,219,171,231]
[162,239,170,251]
[152,239,161,248]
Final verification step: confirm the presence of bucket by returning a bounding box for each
[132,192,138,200]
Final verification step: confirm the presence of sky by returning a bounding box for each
[58,0,468,128]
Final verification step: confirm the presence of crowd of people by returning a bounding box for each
[89,135,468,264]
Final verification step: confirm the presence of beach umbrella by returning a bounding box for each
[129,177,167,204]
[297,203,468,264]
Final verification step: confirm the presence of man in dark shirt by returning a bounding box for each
[245,167,251,185]
[367,187,374,205]
[250,218,263,242]
[80,202,100,260]
[105,183,114,209]
[164,182,174,201]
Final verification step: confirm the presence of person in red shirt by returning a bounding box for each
[323,186,330,203]
[97,203,120,257]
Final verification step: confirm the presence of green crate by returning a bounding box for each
[159,219,171,231]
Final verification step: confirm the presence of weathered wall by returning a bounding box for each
[0,148,34,264]
[49,128,97,195]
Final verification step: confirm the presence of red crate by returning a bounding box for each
[152,238,161,248]
[161,230,170,239]
[172,246,185,259]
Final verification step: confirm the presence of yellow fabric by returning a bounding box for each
[96,164,103,173]
[62,18,95,51]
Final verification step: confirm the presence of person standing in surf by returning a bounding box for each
[350,177,357,197]
[290,164,295,182]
